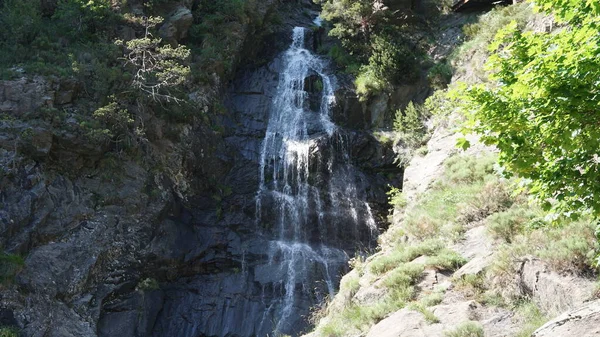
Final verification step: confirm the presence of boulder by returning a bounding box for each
[453,226,494,278]
[304,73,323,111]
[18,127,53,160]
[55,78,79,105]
[532,300,600,337]
[159,6,194,46]
[365,300,478,337]
[519,257,595,315]
[0,77,53,116]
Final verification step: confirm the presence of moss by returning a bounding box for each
[0,326,19,337]
[0,253,25,286]
[137,278,160,291]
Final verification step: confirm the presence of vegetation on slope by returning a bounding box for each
[0,0,275,152]
[309,0,600,335]
[314,0,453,100]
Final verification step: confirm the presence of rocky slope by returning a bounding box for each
[306,106,599,337]
[304,3,600,337]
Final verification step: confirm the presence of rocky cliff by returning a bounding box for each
[0,1,405,336]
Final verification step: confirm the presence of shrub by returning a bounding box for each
[443,154,497,185]
[425,249,466,271]
[383,263,425,288]
[387,186,407,210]
[454,273,486,299]
[355,68,387,101]
[458,181,513,225]
[408,302,439,324]
[91,101,133,142]
[514,300,548,337]
[419,291,444,307]
[534,220,598,273]
[486,207,533,243]
[402,214,443,240]
[356,34,419,100]
[370,239,444,274]
[339,273,360,296]
[428,61,453,89]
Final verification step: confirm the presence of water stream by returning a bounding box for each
[255,26,377,336]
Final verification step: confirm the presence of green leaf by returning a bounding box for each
[456,137,471,151]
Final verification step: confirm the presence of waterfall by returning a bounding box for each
[255,27,377,336]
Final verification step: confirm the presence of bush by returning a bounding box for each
[425,249,466,271]
[387,186,407,210]
[383,263,425,288]
[535,220,598,273]
[458,181,513,225]
[408,302,439,324]
[486,207,534,243]
[419,291,444,307]
[514,300,548,337]
[370,239,444,274]
[339,273,360,296]
[443,154,497,185]
[428,61,453,89]
[355,34,419,100]
[355,67,387,101]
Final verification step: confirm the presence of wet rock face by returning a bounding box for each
[140,26,399,337]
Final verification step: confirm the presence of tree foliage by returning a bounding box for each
[394,102,428,149]
[316,0,423,99]
[459,0,600,217]
[121,17,191,102]
[316,0,388,50]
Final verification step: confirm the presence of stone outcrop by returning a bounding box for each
[159,5,194,46]
[365,300,520,337]
[0,77,80,116]
[0,77,54,115]
[518,257,595,316]
[533,300,600,337]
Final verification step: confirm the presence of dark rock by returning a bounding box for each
[55,78,79,105]
[332,89,368,129]
[18,127,53,160]
[304,73,323,111]
[0,77,54,116]
[159,6,194,46]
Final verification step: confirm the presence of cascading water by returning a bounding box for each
[255,26,378,336]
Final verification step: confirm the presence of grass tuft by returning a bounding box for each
[444,321,484,337]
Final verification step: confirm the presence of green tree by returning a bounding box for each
[121,17,191,102]
[394,101,428,149]
[459,0,600,217]
[316,0,388,50]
